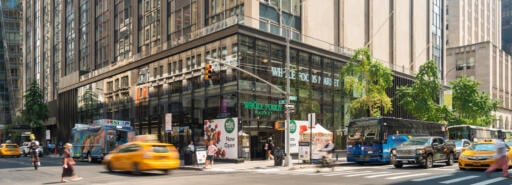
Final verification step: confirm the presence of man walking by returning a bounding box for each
[485,139,509,178]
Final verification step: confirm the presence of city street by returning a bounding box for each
[2,156,512,185]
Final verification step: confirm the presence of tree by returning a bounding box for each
[450,76,499,126]
[340,48,393,118]
[22,81,48,128]
[395,60,452,122]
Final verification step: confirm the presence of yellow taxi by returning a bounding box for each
[102,141,180,175]
[458,140,512,170]
[0,143,21,157]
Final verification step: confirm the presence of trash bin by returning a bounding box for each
[273,146,284,166]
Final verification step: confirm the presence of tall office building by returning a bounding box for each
[23,0,442,159]
[503,0,512,54]
[0,0,23,141]
[446,0,512,129]
[446,0,501,48]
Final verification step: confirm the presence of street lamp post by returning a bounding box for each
[284,36,292,167]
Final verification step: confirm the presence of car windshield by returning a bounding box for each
[470,144,495,151]
[6,145,17,149]
[403,138,430,146]
[152,145,170,153]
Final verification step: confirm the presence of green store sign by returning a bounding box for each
[224,118,235,134]
[290,120,297,134]
[243,100,282,115]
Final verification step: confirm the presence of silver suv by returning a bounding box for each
[19,142,43,157]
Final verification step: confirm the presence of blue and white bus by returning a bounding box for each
[346,117,446,164]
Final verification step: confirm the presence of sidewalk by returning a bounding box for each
[180,157,351,171]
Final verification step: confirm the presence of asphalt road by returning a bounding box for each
[1,156,512,185]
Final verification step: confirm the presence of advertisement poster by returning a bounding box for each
[298,142,310,160]
[289,120,309,153]
[196,150,207,164]
[204,118,238,160]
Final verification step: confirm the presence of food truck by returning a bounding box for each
[71,119,135,162]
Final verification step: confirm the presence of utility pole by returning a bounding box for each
[284,36,292,168]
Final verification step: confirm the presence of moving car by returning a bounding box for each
[19,142,43,157]
[0,143,21,157]
[458,140,512,170]
[392,136,456,169]
[102,141,180,175]
[446,139,472,159]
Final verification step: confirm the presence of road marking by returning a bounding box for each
[440,175,479,184]
[412,174,451,181]
[366,172,409,178]
[470,177,507,185]
[385,173,431,180]
[345,171,390,177]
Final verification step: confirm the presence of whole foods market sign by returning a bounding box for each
[271,67,340,87]
[243,100,282,115]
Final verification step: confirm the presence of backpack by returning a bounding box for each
[268,142,274,151]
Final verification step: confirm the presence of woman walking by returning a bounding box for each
[204,141,218,168]
[61,143,82,183]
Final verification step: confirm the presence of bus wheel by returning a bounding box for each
[423,155,433,169]
[446,153,454,166]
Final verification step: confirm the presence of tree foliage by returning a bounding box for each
[395,60,452,122]
[340,48,393,118]
[450,76,499,126]
[22,81,48,128]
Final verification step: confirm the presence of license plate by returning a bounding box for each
[368,151,373,154]
[160,156,166,160]
[473,162,481,166]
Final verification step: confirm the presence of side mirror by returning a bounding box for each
[461,148,467,152]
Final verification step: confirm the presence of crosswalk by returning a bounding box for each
[249,167,512,185]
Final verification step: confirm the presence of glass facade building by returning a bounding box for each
[23,0,421,159]
[0,0,22,140]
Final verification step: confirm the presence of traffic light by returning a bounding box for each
[204,64,212,80]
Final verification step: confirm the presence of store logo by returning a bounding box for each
[290,120,297,134]
[224,118,235,133]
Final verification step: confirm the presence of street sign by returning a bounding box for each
[279,100,287,104]
[285,104,295,109]
[289,96,297,101]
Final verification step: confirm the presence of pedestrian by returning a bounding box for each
[61,143,82,183]
[264,139,274,160]
[485,139,509,178]
[204,141,218,168]
[187,141,196,165]
[29,135,41,167]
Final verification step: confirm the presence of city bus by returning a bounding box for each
[346,117,447,164]
[447,125,500,142]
